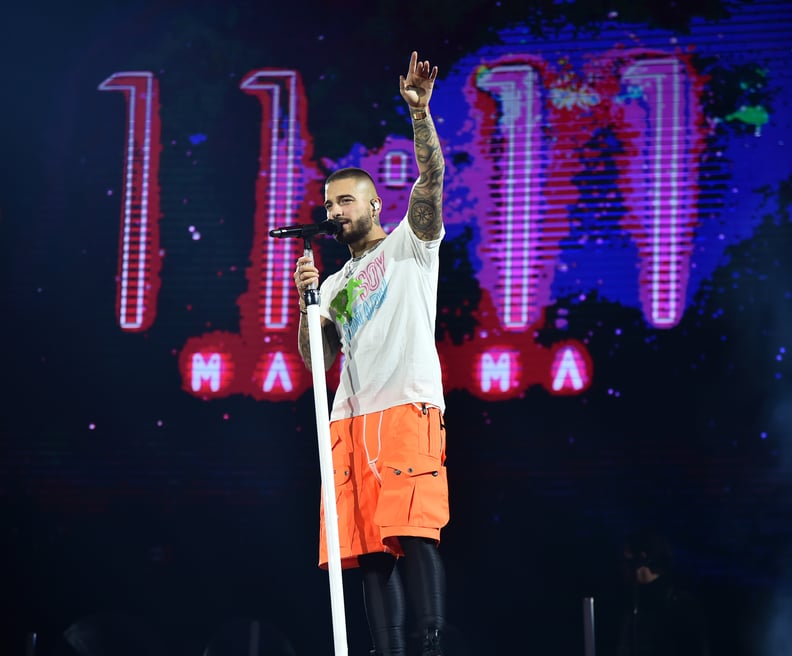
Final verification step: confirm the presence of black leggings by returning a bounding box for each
[359,537,446,655]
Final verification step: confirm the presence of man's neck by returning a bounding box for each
[349,231,387,258]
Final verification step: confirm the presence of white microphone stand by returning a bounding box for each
[302,238,348,656]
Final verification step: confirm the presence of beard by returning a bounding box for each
[334,212,375,245]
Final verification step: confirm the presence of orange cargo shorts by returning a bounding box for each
[318,402,449,569]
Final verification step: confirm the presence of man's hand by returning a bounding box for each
[294,255,320,306]
[400,51,438,109]
[294,255,340,371]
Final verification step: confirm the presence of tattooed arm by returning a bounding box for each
[400,51,445,241]
[298,311,340,372]
[295,255,341,371]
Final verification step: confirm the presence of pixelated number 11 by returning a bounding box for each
[100,54,699,335]
[99,70,304,336]
[475,56,699,329]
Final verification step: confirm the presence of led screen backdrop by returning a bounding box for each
[2,0,792,654]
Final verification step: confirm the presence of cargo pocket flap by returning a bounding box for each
[383,454,443,478]
[332,450,351,486]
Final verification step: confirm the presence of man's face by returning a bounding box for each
[324,177,377,245]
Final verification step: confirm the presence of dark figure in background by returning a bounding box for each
[617,529,710,656]
[294,51,448,656]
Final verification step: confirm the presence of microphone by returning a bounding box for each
[269,220,340,239]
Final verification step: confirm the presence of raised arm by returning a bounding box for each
[400,51,445,241]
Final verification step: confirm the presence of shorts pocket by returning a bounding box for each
[331,444,352,490]
[374,455,449,529]
[418,406,446,461]
[321,443,353,551]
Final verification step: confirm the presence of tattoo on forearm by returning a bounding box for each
[298,319,313,369]
[299,316,340,372]
[409,116,445,240]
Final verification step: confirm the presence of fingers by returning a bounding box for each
[402,53,437,108]
[294,257,319,293]
[407,52,437,82]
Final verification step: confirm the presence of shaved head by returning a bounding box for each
[325,167,377,194]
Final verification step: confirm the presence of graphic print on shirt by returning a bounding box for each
[330,279,363,325]
[330,252,388,342]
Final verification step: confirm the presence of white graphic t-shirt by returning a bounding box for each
[319,217,445,420]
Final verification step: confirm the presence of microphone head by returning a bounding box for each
[321,220,341,235]
[268,220,340,239]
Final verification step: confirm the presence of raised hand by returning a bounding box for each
[399,51,438,109]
